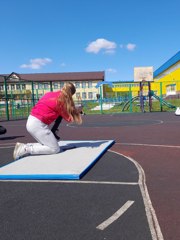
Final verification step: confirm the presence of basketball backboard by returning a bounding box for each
[134,66,153,82]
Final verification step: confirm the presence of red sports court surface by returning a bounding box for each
[0,112,179,240]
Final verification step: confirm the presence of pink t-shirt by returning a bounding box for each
[31,91,72,125]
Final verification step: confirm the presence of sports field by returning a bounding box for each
[0,112,179,240]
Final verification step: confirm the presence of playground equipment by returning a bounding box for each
[122,81,152,112]
[122,96,139,112]
[122,91,176,112]
[152,94,176,109]
[122,66,176,112]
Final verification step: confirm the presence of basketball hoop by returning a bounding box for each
[134,66,153,82]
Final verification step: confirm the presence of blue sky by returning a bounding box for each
[0,0,180,81]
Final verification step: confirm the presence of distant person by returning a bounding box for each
[139,84,145,113]
[96,93,100,100]
[148,90,154,112]
[13,82,83,160]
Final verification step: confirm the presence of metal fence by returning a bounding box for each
[1,80,180,121]
[87,80,180,114]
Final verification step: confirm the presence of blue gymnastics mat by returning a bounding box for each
[0,140,114,180]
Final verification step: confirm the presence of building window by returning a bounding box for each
[35,83,39,89]
[53,83,59,89]
[88,82,92,88]
[0,85,4,90]
[16,84,20,90]
[44,83,49,89]
[88,92,93,99]
[82,82,86,88]
[11,84,15,90]
[75,82,80,89]
[38,83,43,89]
[82,92,87,99]
[166,84,176,95]
[76,92,80,99]
[22,84,26,90]
[60,82,64,89]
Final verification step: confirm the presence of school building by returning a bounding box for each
[0,71,105,102]
[104,51,180,99]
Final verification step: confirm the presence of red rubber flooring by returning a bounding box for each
[0,112,179,240]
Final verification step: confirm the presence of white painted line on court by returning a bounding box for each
[96,200,134,230]
[66,123,101,129]
[0,148,164,240]
[0,145,15,148]
[2,142,180,149]
[0,143,17,148]
[109,150,164,240]
[117,142,180,149]
[0,179,138,185]
[2,125,25,127]
[4,142,180,149]
[0,143,15,145]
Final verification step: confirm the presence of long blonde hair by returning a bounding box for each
[57,82,82,124]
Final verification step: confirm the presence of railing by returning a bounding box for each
[1,80,180,121]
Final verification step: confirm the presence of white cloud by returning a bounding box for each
[60,62,66,67]
[20,58,52,69]
[106,68,117,73]
[119,43,136,51]
[126,43,136,51]
[85,38,117,54]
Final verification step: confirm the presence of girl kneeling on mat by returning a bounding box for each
[13,82,82,160]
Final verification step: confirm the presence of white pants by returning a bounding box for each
[26,115,60,155]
